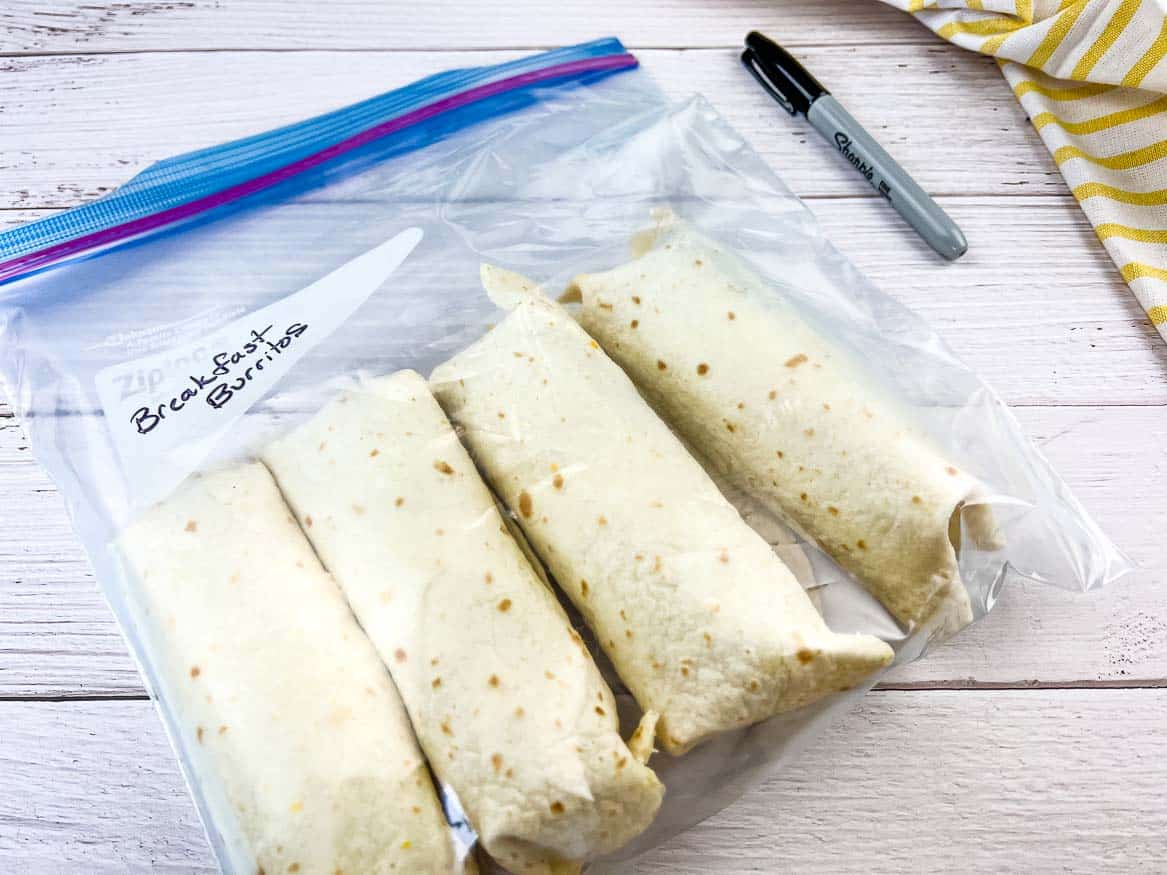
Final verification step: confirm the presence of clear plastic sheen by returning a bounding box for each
[0,54,1126,874]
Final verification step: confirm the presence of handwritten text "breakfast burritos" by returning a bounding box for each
[130,323,308,436]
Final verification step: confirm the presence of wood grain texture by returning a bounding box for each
[2,691,1164,872]
[2,3,1164,872]
[1,405,1161,698]
[0,45,1062,210]
[0,0,926,54]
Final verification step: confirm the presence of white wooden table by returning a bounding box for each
[1,2,1165,872]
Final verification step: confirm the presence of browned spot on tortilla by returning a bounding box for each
[515,707,525,718]
[823,402,831,411]
[189,666,200,679]
[351,503,365,515]
[491,753,503,773]
[434,460,455,475]
[946,466,959,476]
[184,520,198,533]
[597,514,608,526]
[726,422,736,433]
[484,571,493,584]
[369,448,380,457]
[440,720,452,736]
[550,801,565,815]
[697,362,709,376]
[196,726,205,744]
[395,496,404,507]
[680,666,691,677]
[518,490,533,517]
[288,864,300,873]
[769,389,778,400]
[594,705,606,716]
[797,649,816,664]
[580,580,589,598]
[912,495,923,504]
[394,648,407,663]
[656,359,667,370]
[804,428,815,437]
[828,506,840,516]
[219,725,228,735]
[777,450,785,459]
[785,353,808,368]
[552,473,564,490]
[625,629,633,639]
[304,515,313,528]
[800,492,809,502]
[431,677,442,689]
[545,670,556,680]
[857,539,868,550]
[728,311,736,320]
[632,295,641,304]
[498,599,512,612]
[694,258,703,267]
[630,319,639,329]
[598,301,613,310]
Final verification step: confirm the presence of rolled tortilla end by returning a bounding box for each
[571,215,1001,637]
[261,370,663,874]
[118,463,461,874]
[432,277,892,756]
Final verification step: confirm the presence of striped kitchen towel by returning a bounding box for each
[881,0,1167,341]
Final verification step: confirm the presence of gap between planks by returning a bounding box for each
[5,678,1167,704]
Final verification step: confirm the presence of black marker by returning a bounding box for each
[742,31,967,261]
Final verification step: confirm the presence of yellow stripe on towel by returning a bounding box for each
[1013,79,1116,100]
[1033,96,1167,133]
[1120,262,1167,284]
[1148,305,1167,326]
[939,16,1029,38]
[1054,140,1167,170]
[1027,1,1088,68]
[1072,183,1167,205]
[1122,18,1167,88]
[1070,0,1142,80]
[1096,224,1167,243]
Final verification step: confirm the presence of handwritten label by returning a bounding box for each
[834,131,875,184]
[96,227,423,506]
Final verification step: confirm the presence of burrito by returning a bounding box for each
[430,269,893,755]
[118,462,463,875]
[261,370,663,875]
[567,212,1001,636]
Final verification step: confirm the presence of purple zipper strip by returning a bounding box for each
[0,53,637,284]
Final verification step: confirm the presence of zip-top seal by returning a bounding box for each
[0,38,637,285]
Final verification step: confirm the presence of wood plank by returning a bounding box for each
[0,0,927,54]
[1,404,1162,698]
[4,194,1163,406]
[0,45,1062,210]
[2,690,1164,872]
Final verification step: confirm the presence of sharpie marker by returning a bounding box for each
[741,31,967,261]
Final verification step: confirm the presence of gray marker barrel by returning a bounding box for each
[807,95,967,261]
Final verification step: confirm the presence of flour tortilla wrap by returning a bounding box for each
[262,370,663,875]
[568,212,1002,636]
[430,269,892,756]
[118,462,462,875]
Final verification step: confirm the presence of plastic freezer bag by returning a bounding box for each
[0,38,1127,873]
